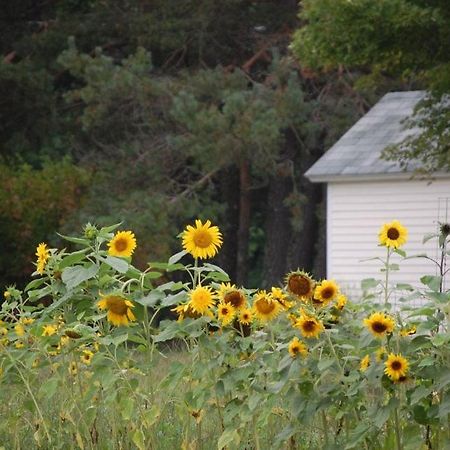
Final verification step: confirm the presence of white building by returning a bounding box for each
[305,91,450,299]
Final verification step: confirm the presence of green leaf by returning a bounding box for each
[420,275,441,291]
[217,429,240,450]
[57,233,90,246]
[131,429,145,450]
[361,278,378,290]
[168,250,187,265]
[393,248,406,257]
[120,397,134,420]
[317,358,335,371]
[99,222,122,234]
[161,291,186,307]
[423,232,437,244]
[411,385,432,405]
[24,278,46,292]
[62,265,99,290]
[98,255,129,273]
[134,291,165,307]
[38,378,58,400]
[345,423,371,449]
[59,249,89,270]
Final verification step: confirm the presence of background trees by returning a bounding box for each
[4,0,446,289]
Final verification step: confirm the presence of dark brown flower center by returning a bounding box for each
[288,275,312,296]
[114,238,128,252]
[303,320,317,332]
[372,321,387,333]
[391,360,402,370]
[224,291,244,308]
[106,296,128,315]
[193,230,212,248]
[387,227,400,240]
[292,346,300,354]
[321,287,335,300]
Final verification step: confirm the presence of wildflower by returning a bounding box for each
[217,302,235,326]
[15,341,25,349]
[285,270,315,301]
[379,220,408,249]
[294,314,324,339]
[218,283,247,309]
[107,231,137,258]
[3,291,10,299]
[171,303,201,322]
[36,243,50,275]
[15,324,25,337]
[336,294,347,310]
[238,308,253,325]
[20,317,35,326]
[376,347,387,362]
[97,295,136,326]
[252,290,280,323]
[42,324,58,337]
[181,219,222,259]
[187,285,216,315]
[400,325,416,336]
[271,287,293,309]
[364,312,395,338]
[288,336,308,358]
[68,361,78,376]
[313,279,339,306]
[360,355,370,372]
[384,353,409,381]
[80,350,94,365]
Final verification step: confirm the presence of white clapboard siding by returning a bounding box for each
[327,178,450,301]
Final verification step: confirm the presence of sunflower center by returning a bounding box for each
[292,346,300,354]
[372,321,388,333]
[391,360,402,370]
[387,227,400,240]
[256,298,275,314]
[193,230,213,248]
[288,275,312,296]
[220,306,230,315]
[303,320,317,332]
[114,238,128,252]
[106,297,128,315]
[224,291,244,308]
[321,287,335,300]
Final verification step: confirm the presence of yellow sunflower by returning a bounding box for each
[80,350,94,365]
[187,285,216,315]
[379,220,408,249]
[239,308,253,325]
[376,347,387,362]
[313,279,339,306]
[364,312,395,338]
[68,361,78,376]
[252,290,280,323]
[400,325,417,337]
[97,295,136,326]
[36,242,50,275]
[288,336,308,358]
[171,303,201,322]
[181,219,223,259]
[217,302,235,326]
[285,270,315,301]
[294,314,324,339]
[271,287,293,309]
[336,294,347,310]
[218,283,247,309]
[107,231,137,258]
[42,325,58,337]
[384,353,409,381]
[360,355,370,372]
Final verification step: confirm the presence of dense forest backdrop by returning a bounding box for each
[1,0,449,289]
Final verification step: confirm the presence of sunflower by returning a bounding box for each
[376,347,387,362]
[313,279,339,306]
[218,283,247,309]
[36,242,50,275]
[97,295,136,326]
[336,294,347,310]
[238,308,253,325]
[384,353,409,381]
[379,220,408,249]
[42,324,58,337]
[360,355,370,372]
[80,350,94,365]
[294,314,324,339]
[285,270,315,301]
[271,287,293,309]
[181,219,223,259]
[68,361,78,376]
[252,291,280,323]
[364,312,395,338]
[400,325,416,337]
[187,285,216,315]
[171,303,201,322]
[108,231,137,258]
[217,302,235,326]
[288,336,308,358]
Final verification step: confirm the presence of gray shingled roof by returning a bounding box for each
[305,91,426,182]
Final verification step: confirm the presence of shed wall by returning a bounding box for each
[327,178,450,301]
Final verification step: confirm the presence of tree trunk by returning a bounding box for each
[236,159,251,286]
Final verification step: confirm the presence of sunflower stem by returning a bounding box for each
[393,405,403,450]
[384,247,391,307]
[321,410,330,447]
